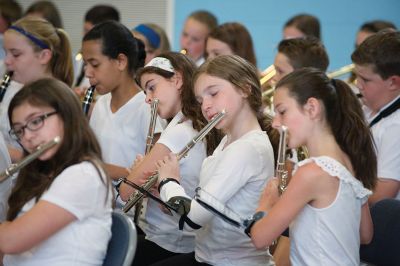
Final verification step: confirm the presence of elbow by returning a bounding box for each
[250,229,271,250]
[360,232,373,245]
[0,241,24,254]
[251,235,270,250]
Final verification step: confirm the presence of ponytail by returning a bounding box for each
[52,28,74,87]
[329,79,377,189]
[257,112,279,162]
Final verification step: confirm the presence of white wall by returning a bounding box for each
[18,0,172,54]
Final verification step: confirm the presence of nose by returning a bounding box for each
[20,127,36,144]
[272,115,281,129]
[4,53,13,66]
[201,97,212,112]
[84,64,93,79]
[145,93,153,104]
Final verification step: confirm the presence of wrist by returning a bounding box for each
[158,177,180,193]
[244,211,267,237]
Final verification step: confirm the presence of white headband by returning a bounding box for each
[145,57,175,73]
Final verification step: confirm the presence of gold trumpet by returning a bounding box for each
[260,65,276,86]
[122,110,226,213]
[0,136,61,183]
[327,63,355,79]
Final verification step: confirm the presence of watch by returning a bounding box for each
[244,211,267,237]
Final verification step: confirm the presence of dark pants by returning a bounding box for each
[132,235,180,266]
[150,252,212,266]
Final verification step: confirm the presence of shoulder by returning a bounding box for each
[291,161,332,193]
[57,161,105,183]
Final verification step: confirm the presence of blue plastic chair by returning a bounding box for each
[103,210,137,266]
[360,199,400,265]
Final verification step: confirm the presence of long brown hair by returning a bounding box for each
[7,78,109,220]
[193,55,279,158]
[276,68,377,189]
[208,22,257,66]
[137,52,222,155]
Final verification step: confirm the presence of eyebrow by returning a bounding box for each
[12,111,43,126]
[143,78,154,89]
[195,84,218,98]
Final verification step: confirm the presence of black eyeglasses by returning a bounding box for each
[9,111,58,141]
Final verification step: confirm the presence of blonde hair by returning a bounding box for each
[11,17,73,86]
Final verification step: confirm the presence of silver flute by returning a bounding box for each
[82,85,96,116]
[134,98,159,221]
[145,99,159,154]
[276,126,289,194]
[0,72,13,103]
[0,136,61,183]
[123,110,226,213]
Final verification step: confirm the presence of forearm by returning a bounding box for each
[103,163,129,181]
[360,203,373,244]
[369,178,400,204]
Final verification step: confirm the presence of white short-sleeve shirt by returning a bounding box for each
[0,81,24,149]
[3,161,113,266]
[364,97,400,199]
[161,130,275,266]
[140,111,206,253]
[89,91,164,168]
[0,132,11,222]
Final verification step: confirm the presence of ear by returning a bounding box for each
[303,97,321,120]
[387,75,400,91]
[38,49,52,65]
[115,53,129,71]
[172,71,184,91]
[239,84,251,98]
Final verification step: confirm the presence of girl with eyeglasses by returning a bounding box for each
[0,78,112,265]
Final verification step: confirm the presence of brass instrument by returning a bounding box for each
[260,65,276,115]
[145,99,159,154]
[327,64,355,79]
[0,72,13,103]
[260,65,276,86]
[276,126,288,194]
[123,110,226,213]
[82,85,96,116]
[0,136,60,183]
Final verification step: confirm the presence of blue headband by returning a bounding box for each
[134,24,161,49]
[9,25,50,50]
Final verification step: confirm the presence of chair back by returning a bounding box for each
[103,210,137,266]
[360,199,400,265]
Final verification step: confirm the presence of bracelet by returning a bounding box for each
[244,211,267,237]
[158,178,180,193]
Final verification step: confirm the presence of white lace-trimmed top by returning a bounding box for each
[290,156,371,266]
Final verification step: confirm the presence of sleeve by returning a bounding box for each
[41,162,110,220]
[376,123,400,182]
[161,140,265,230]
[0,134,12,222]
[157,122,195,154]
